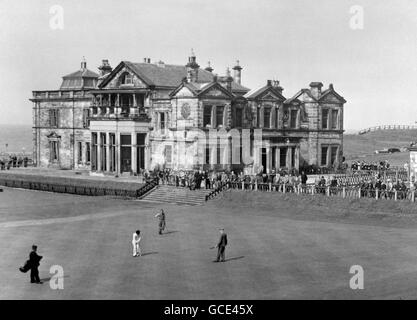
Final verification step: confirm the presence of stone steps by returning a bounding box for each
[140,185,212,206]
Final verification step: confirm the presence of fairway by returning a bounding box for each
[2,187,417,299]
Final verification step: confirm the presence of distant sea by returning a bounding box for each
[0,124,32,153]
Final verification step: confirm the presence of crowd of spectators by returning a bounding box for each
[351,160,390,171]
[0,155,30,170]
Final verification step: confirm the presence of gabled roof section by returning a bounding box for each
[98,61,155,88]
[244,81,285,101]
[169,81,200,97]
[196,81,235,99]
[284,88,317,104]
[319,84,346,103]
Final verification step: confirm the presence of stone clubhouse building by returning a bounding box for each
[30,52,346,175]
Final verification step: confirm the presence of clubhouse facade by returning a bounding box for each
[30,52,346,175]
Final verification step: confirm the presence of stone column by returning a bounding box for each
[275,147,280,168]
[131,132,137,174]
[115,132,121,175]
[266,147,272,174]
[97,132,102,172]
[116,94,120,116]
[106,132,110,173]
[327,146,331,167]
[131,93,137,115]
[295,146,300,170]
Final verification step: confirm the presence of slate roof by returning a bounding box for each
[60,68,99,90]
[123,61,250,93]
[62,69,99,79]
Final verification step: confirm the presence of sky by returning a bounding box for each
[0,0,416,131]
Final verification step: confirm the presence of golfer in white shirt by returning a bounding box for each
[132,230,142,257]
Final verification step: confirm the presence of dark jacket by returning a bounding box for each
[217,234,228,247]
[29,251,42,268]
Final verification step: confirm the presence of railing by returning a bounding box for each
[136,178,159,198]
[229,180,417,203]
[358,125,417,135]
[205,182,231,201]
[0,177,149,198]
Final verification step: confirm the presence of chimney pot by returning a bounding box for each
[309,82,323,99]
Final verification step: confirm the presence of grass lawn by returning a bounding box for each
[2,187,417,299]
[344,130,416,166]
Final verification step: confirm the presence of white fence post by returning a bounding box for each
[376,189,379,200]
[358,187,361,199]
[394,190,397,201]
[343,187,346,198]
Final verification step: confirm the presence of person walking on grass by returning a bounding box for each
[24,245,42,283]
[155,209,166,235]
[213,228,228,262]
[132,230,142,257]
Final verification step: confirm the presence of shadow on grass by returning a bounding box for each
[163,230,179,235]
[141,251,158,256]
[225,256,245,262]
[40,275,70,282]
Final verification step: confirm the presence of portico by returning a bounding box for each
[89,120,150,175]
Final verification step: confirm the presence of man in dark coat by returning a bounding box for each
[215,228,228,262]
[29,245,42,284]
[155,209,166,235]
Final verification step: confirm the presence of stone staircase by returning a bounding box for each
[140,184,213,206]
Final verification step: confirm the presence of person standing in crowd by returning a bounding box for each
[132,230,142,257]
[155,209,166,235]
[214,228,228,262]
[29,245,42,284]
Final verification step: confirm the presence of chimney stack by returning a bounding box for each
[186,49,199,83]
[81,56,87,70]
[205,61,214,73]
[98,59,112,76]
[232,60,242,85]
[309,82,323,99]
[226,67,233,92]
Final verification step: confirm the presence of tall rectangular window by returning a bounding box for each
[205,147,211,165]
[49,109,59,128]
[77,142,82,163]
[331,146,338,165]
[257,107,261,127]
[264,108,271,128]
[91,133,97,170]
[85,142,90,164]
[216,137,224,164]
[321,146,328,166]
[160,112,166,129]
[203,105,212,127]
[216,106,224,127]
[322,109,329,129]
[276,108,280,128]
[331,110,338,129]
[235,108,243,127]
[290,109,298,129]
[280,147,287,168]
[83,109,90,128]
[49,141,59,162]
